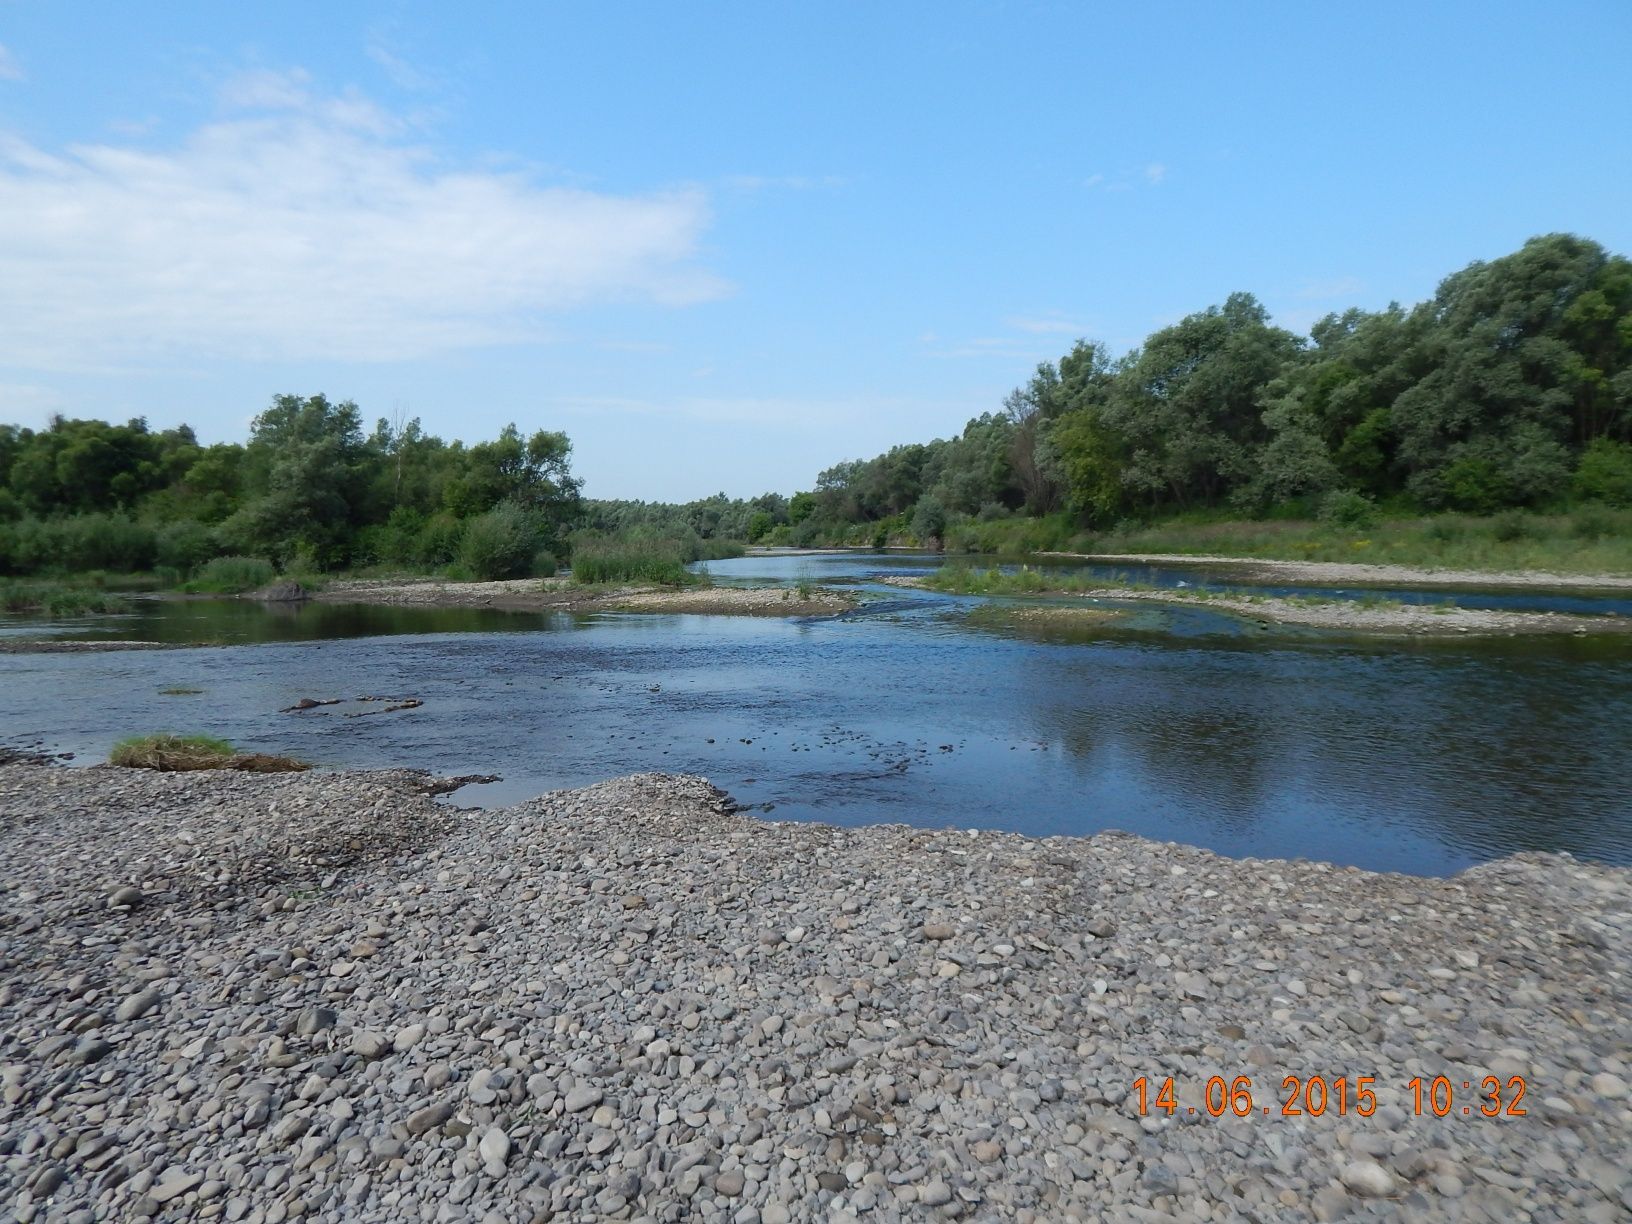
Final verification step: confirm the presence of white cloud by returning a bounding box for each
[1144,162,1167,185]
[0,70,727,368]
[0,44,22,82]
[366,42,436,92]
[1293,276,1366,300]
[1007,315,1089,335]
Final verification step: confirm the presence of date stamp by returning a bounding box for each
[1132,1074,1528,1119]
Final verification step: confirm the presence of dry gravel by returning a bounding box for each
[1,762,1628,1223]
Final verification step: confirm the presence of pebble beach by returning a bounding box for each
[1,761,1628,1222]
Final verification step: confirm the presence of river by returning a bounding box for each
[4,550,1629,876]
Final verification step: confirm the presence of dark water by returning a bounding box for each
[4,555,1630,876]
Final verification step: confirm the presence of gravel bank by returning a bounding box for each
[877,576,1629,636]
[2,763,1628,1222]
[1039,552,1632,592]
[316,578,854,618]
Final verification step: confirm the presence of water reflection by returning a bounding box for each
[3,587,1629,877]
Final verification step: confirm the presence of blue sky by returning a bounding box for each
[1,2,1628,500]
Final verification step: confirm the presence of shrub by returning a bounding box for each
[569,534,690,585]
[1440,456,1512,514]
[415,512,467,566]
[1489,510,1535,543]
[1317,489,1378,530]
[0,581,130,615]
[1571,508,1616,541]
[458,503,540,580]
[1573,438,1632,507]
[911,495,948,545]
[183,555,276,594]
[155,520,218,572]
[531,550,558,578]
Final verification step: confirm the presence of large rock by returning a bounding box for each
[250,581,308,603]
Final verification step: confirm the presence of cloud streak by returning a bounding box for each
[0,43,23,81]
[0,70,727,368]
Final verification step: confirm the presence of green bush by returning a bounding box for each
[1440,456,1512,514]
[182,555,276,593]
[0,580,130,615]
[531,550,558,578]
[458,503,540,580]
[569,533,690,585]
[911,495,948,545]
[1490,510,1533,543]
[155,520,218,572]
[1317,489,1379,529]
[414,512,466,566]
[1573,438,1632,507]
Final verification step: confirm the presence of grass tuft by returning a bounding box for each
[109,734,309,773]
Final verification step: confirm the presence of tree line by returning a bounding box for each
[783,232,1632,545]
[3,233,1629,578]
[0,395,581,579]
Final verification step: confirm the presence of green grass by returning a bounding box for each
[921,566,1103,596]
[179,555,277,594]
[0,580,132,616]
[569,535,696,586]
[109,733,309,773]
[1068,507,1632,575]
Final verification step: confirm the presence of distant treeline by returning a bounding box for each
[0,395,582,579]
[4,233,1630,577]
[776,232,1631,546]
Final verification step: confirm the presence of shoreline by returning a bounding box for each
[880,576,1631,636]
[1036,550,1632,592]
[1,759,1626,1221]
[314,576,855,618]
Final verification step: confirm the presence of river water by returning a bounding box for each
[4,551,1629,876]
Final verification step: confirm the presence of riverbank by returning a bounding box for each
[883,574,1630,636]
[1,760,1626,1222]
[1042,551,1632,592]
[316,577,855,618]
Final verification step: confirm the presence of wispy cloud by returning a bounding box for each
[1084,161,1170,193]
[0,70,728,368]
[724,173,847,192]
[1007,314,1090,336]
[1292,276,1365,300]
[366,41,436,92]
[551,393,879,428]
[0,43,23,82]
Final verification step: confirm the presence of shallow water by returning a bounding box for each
[5,556,1630,877]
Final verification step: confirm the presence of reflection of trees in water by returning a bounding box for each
[1023,639,1632,867]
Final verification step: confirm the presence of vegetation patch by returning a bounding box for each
[180,555,277,594]
[0,581,131,616]
[569,534,697,586]
[109,734,309,773]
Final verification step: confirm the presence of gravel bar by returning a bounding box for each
[1,762,1627,1222]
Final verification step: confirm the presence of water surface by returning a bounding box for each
[5,561,1629,877]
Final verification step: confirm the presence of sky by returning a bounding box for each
[1,2,1629,501]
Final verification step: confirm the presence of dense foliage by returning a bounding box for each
[3,235,1627,579]
[775,233,1632,545]
[0,394,582,577]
